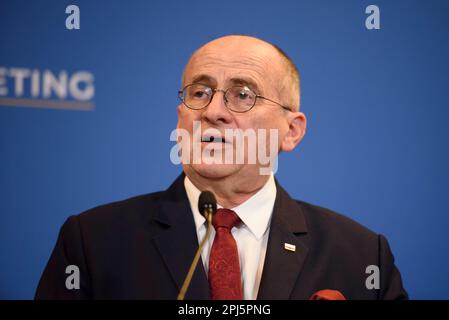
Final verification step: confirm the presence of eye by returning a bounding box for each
[234,86,255,101]
[238,91,250,100]
[189,87,211,100]
[193,90,206,98]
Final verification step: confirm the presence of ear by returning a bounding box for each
[280,111,307,152]
[176,103,184,128]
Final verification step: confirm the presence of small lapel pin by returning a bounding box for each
[284,243,296,252]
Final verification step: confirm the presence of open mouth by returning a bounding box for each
[201,135,226,143]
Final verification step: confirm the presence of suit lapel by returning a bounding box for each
[151,174,210,299]
[257,182,309,299]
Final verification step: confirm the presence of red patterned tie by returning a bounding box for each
[208,208,243,300]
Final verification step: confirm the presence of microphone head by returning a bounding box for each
[198,191,217,217]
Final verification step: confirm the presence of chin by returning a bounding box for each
[190,163,242,179]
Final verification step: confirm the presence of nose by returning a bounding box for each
[201,90,233,125]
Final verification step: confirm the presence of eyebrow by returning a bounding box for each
[189,74,261,94]
[190,74,216,86]
[228,77,260,94]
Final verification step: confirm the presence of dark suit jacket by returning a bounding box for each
[35,174,408,299]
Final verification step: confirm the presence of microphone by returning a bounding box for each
[197,191,217,218]
[177,191,217,300]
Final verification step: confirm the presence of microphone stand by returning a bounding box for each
[177,206,213,300]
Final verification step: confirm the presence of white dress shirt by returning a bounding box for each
[184,174,276,300]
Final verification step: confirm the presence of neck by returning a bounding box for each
[184,168,270,208]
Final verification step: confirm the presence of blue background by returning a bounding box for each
[1,0,448,299]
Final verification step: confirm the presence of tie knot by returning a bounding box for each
[212,209,241,230]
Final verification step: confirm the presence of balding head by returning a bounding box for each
[182,35,300,111]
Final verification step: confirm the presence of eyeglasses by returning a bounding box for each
[178,83,292,113]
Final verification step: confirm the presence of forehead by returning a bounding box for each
[184,43,283,93]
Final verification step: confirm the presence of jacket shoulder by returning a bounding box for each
[292,200,407,300]
[296,200,379,245]
[72,191,165,231]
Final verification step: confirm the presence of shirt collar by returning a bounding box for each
[184,174,277,240]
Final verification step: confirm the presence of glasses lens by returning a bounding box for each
[182,84,212,109]
[225,86,256,112]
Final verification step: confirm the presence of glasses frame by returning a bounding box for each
[178,83,292,113]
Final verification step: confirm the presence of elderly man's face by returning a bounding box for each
[177,36,305,181]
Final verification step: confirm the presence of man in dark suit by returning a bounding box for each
[36,35,407,300]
